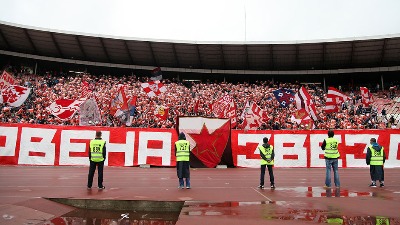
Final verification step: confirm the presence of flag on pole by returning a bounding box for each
[241,101,265,130]
[141,80,167,97]
[154,105,169,120]
[110,86,129,117]
[273,88,295,107]
[47,99,85,120]
[0,85,31,107]
[360,87,373,107]
[150,67,163,81]
[80,81,92,99]
[325,87,349,113]
[211,94,237,127]
[0,70,16,90]
[79,98,101,126]
[295,86,318,121]
[291,108,315,129]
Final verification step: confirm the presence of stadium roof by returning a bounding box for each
[1,21,400,73]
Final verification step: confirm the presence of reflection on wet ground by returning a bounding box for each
[43,208,179,225]
[183,201,400,224]
[268,186,394,199]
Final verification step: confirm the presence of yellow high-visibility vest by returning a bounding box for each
[175,140,190,162]
[324,138,340,158]
[259,145,274,165]
[369,146,384,166]
[90,139,105,162]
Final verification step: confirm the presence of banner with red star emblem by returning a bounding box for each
[0,85,31,107]
[178,117,232,168]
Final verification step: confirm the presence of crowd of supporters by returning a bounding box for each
[0,65,398,130]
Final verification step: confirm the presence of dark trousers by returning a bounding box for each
[260,165,274,186]
[87,161,104,188]
[370,165,384,182]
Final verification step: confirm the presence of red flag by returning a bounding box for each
[325,87,349,113]
[194,99,199,113]
[295,86,318,121]
[154,105,169,120]
[241,101,264,130]
[80,81,92,99]
[110,86,128,117]
[141,80,167,97]
[47,99,85,120]
[291,108,315,129]
[0,85,31,107]
[211,95,237,127]
[0,71,16,90]
[360,87,373,107]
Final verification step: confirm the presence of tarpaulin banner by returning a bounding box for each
[0,123,399,168]
[0,123,178,167]
[231,129,400,168]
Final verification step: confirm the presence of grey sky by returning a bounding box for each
[1,0,400,42]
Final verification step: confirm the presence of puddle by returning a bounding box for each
[43,208,179,225]
[182,201,399,224]
[270,186,393,198]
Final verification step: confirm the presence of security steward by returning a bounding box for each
[321,130,341,188]
[175,132,191,189]
[366,138,386,187]
[87,131,106,189]
[258,137,275,189]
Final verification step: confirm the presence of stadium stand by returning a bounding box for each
[0,64,398,130]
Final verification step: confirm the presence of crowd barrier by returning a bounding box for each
[0,123,399,168]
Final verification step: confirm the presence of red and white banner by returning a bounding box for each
[0,123,399,168]
[0,123,178,166]
[295,87,318,121]
[0,71,16,90]
[47,99,85,120]
[241,101,265,130]
[141,81,167,97]
[154,105,169,120]
[0,85,31,107]
[360,87,373,107]
[325,87,348,113]
[231,129,400,168]
[211,95,237,127]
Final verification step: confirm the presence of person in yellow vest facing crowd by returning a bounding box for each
[321,130,340,188]
[87,131,106,189]
[258,137,275,189]
[175,132,191,189]
[366,138,386,187]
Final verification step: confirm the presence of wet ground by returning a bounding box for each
[0,167,399,225]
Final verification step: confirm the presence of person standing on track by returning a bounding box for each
[87,131,106,189]
[321,130,340,188]
[175,132,191,189]
[258,137,275,189]
[366,138,386,187]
